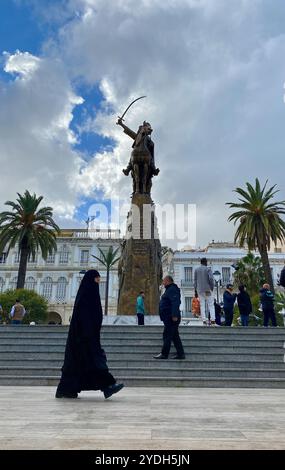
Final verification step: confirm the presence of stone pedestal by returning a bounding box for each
[117,193,162,315]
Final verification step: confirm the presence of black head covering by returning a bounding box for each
[70,269,103,338]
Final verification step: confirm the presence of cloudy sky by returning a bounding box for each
[1,0,285,248]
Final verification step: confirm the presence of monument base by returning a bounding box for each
[117,193,162,315]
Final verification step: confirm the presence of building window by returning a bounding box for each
[28,254,37,263]
[0,278,5,293]
[42,277,53,300]
[46,252,55,264]
[80,250,89,265]
[184,267,193,282]
[56,277,67,302]
[222,267,231,285]
[14,252,20,264]
[98,247,108,261]
[0,253,7,264]
[185,297,192,313]
[99,281,106,299]
[25,276,36,291]
[183,297,192,317]
[9,277,18,290]
[59,245,69,264]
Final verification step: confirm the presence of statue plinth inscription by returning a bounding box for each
[116,110,162,315]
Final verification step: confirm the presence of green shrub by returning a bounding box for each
[0,289,48,324]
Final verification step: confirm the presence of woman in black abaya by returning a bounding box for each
[55,270,124,399]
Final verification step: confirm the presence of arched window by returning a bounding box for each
[9,277,17,290]
[25,276,36,291]
[0,277,5,293]
[42,277,53,300]
[56,277,67,302]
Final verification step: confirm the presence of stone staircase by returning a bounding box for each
[0,325,285,388]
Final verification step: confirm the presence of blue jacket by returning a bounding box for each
[136,295,145,314]
[260,288,275,310]
[159,283,181,322]
[223,290,237,311]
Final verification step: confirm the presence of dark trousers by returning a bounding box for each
[263,308,277,327]
[161,318,185,358]
[137,314,145,326]
[240,314,249,327]
[215,313,221,325]
[224,308,234,327]
[11,320,22,325]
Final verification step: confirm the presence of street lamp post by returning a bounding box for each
[213,270,221,304]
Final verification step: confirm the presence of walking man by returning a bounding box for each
[10,299,26,325]
[136,291,145,325]
[154,276,185,360]
[194,258,216,326]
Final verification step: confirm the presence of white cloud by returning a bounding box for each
[2,0,285,247]
[0,50,84,223]
[4,50,40,78]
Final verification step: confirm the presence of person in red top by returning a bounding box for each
[191,293,201,317]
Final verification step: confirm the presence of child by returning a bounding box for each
[191,293,201,318]
[259,283,277,327]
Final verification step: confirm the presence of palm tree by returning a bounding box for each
[233,252,265,296]
[0,190,60,289]
[92,246,121,315]
[227,178,285,291]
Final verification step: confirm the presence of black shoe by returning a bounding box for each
[153,353,168,359]
[103,383,124,399]
[172,355,186,360]
[55,391,78,399]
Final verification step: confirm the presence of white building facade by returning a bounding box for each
[162,242,285,316]
[0,229,121,325]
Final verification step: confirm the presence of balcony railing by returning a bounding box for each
[180,280,194,288]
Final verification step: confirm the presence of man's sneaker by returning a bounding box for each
[172,354,186,360]
[103,383,124,399]
[55,391,78,399]
[153,353,168,359]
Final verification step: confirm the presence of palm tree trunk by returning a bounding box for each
[17,242,29,289]
[104,268,110,316]
[258,245,274,293]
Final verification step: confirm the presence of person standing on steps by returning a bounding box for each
[223,284,237,327]
[194,258,216,326]
[10,299,26,325]
[214,299,222,326]
[237,285,252,327]
[279,262,285,289]
[260,283,277,328]
[56,270,124,400]
[136,291,146,325]
[191,292,201,318]
[153,275,185,360]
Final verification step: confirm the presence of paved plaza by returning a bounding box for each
[0,386,285,450]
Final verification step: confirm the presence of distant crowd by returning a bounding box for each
[135,257,285,328]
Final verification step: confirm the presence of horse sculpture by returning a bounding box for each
[117,118,159,195]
